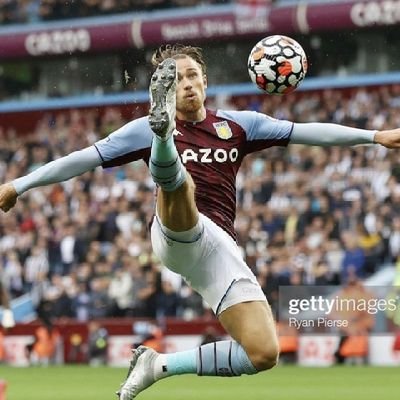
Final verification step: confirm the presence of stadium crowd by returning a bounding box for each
[0,0,232,24]
[0,85,399,321]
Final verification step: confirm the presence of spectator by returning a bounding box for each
[2,251,24,298]
[24,245,49,292]
[72,281,91,321]
[389,217,400,263]
[156,280,179,318]
[88,277,110,319]
[179,285,205,319]
[88,320,108,366]
[29,319,61,366]
[341,230,366,282]
[357,222,384,276]
[333,278,374,365]
[108,267,133,317]
[0,0,233,25]
[59,223,78,276]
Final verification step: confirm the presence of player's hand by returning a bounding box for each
[374,129,400,148]
[1,309,15,329]
[0,182,18,212]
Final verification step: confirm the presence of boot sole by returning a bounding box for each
[149,58,176,138]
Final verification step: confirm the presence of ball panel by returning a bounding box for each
[248,35,307,95]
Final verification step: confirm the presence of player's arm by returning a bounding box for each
[0,146,102,212]
[0,116,154,213]
[290,123,400,148]
[0,116,155,213]
[221,110,400,150]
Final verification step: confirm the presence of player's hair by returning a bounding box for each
[151,44,206,75]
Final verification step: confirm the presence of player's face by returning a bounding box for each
[175,56,207,121]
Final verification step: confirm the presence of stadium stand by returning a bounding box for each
[0,85,399,321]
[0,0,232,24]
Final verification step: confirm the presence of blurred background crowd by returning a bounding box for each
[0,0,233,24]
[1,85,399,321]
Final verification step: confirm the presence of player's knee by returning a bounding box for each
[249,342,279,371]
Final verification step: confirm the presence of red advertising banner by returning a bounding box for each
[0,1,399,59]
[0,21,133,58]
[135,9,269,47]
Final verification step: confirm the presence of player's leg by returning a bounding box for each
[147,57,198,232]
[118,59,203,400]
[116,300,277,400]
[218,300,279,371]
[117,217,278,400]
[154,299,278,378]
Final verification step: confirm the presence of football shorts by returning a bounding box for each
[151,212,266,315]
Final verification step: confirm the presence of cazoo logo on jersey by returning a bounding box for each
[181,148,239,164]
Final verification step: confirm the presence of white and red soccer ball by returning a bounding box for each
[248,35,308,95]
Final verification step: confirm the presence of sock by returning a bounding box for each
[154,350,197,380]
[197,341,257,376]
[150,133,186,192]
[153,341,257,381]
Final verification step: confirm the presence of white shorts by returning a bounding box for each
[150,213,266,315]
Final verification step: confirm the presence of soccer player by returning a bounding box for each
[1,45,400,399]
[0,281,15,329]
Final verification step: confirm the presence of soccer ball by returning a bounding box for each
[247,35,308,95]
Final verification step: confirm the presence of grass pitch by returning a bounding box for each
[0,365,399,400]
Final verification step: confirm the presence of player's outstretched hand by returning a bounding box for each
[0,182,18,212]
[374,129,400,148]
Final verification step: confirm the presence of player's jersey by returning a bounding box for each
[95,109,293,239]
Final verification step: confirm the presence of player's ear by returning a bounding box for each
[203,75,208,88]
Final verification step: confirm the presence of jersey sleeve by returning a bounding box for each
[94,116,153,168]
[217,110,293,154]
[12,146,102,195]
[290,122,375,146]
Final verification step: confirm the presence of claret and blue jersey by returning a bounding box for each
[94,109,293,239]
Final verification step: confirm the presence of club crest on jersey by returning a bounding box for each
[213,121,233,140]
